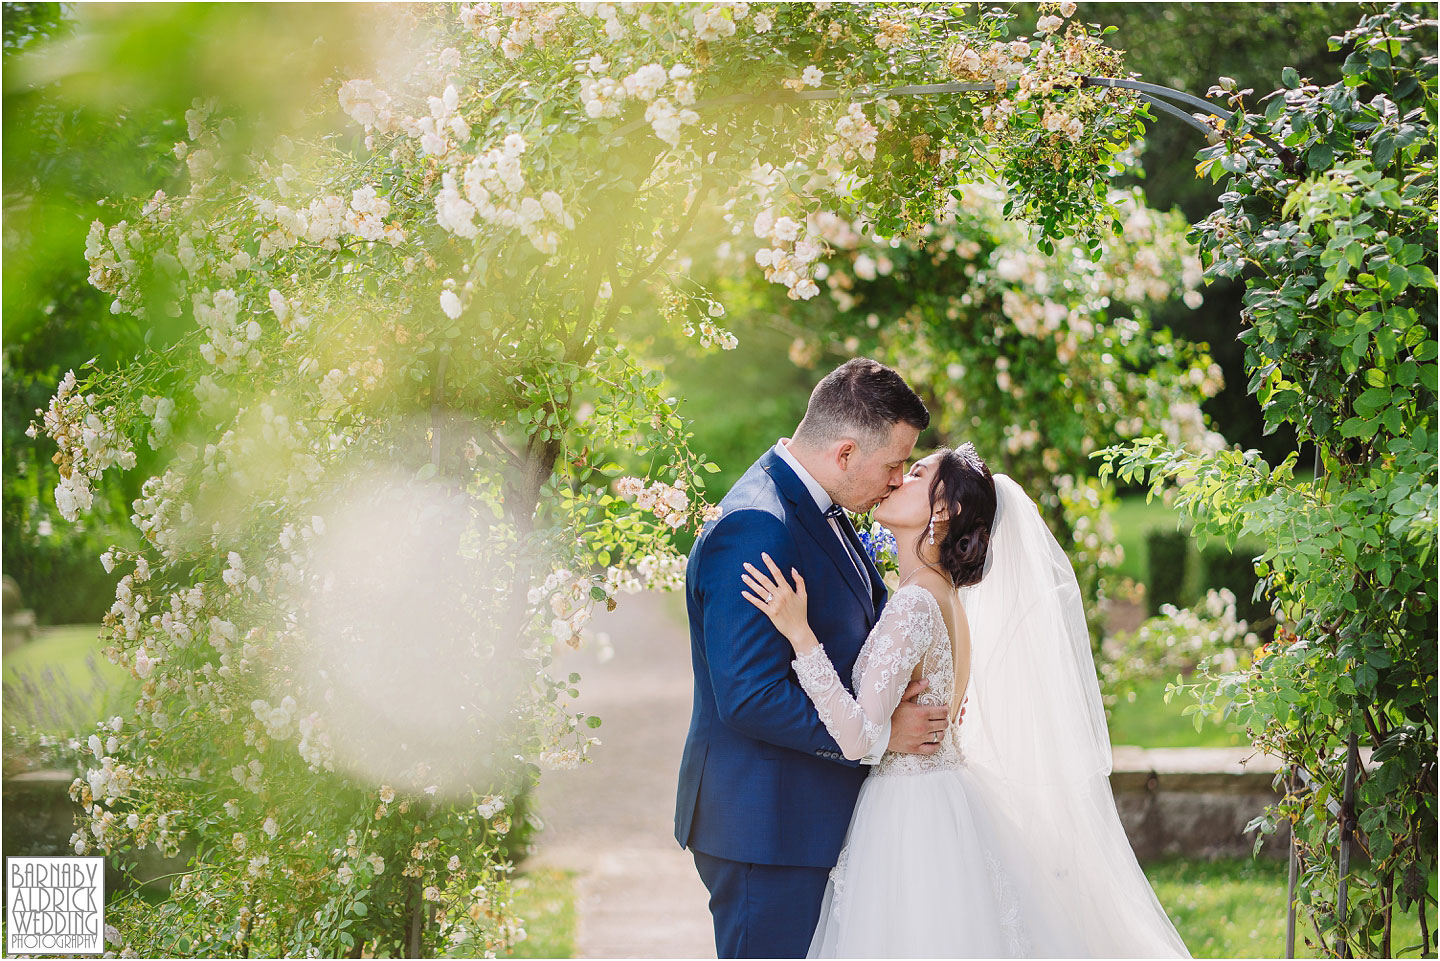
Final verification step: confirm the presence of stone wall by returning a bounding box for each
[1108,745,1377,862]
[6,747,1344,886]
[2,768,190,896]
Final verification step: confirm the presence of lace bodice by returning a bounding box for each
[791,583,965,778]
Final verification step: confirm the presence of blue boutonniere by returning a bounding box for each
[855,520,898,576]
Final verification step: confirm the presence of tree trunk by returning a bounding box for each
[407,877,425,958]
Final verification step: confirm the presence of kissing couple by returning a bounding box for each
[674,358,1191,958]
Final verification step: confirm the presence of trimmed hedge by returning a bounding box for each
[1145,528,1189,613]
[1199,542,1269,626]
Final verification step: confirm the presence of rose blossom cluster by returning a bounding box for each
[1042,106,1086,144]
[433,132,574,258]
[1113,588,1258,679]
[683,318,739,350]
[191,288,261,374]
[251,187,406,260]
[338,78,397,135]
[461,1,563,60]
[950,3,1111,145]
[266,288,311,334]
[528,564,640,648]
[25,371,138,522]
[635,552,687,592]
[84,219,148,317]
[688,1,753,41]
[577,58,700,147]
[613,475,711,529]
[413,84,473,158]
[824,102,882,166]
[946,38,1033,84]
[752,209,825,300]
[526,552,687,649]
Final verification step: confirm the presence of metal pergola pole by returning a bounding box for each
[1338,732,1360,958]
[616,74,1289,158]
[1286,764,1300,959]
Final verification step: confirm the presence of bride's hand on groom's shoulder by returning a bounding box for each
[740,553,818,652]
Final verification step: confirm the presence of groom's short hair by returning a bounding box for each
[793,358,929,451]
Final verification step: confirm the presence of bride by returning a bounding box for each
[739,443,1191,958]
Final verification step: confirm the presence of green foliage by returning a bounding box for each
[703,174,1225,643]
[1088,3,1372,467]
[2,4,176,622]
[1099,6,1438,954]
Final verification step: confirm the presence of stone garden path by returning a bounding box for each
[530,590,715,959]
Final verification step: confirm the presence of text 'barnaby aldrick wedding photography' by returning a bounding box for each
[6,856,105,955]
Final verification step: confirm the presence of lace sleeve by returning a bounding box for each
[791,586,936,761]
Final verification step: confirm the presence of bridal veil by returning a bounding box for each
[956,474,1190,958]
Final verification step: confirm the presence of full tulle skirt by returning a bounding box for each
[806,762,1188,958]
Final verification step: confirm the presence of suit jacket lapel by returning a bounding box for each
[761,451,876,618]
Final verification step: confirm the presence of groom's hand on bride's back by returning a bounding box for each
[887,679,951,755]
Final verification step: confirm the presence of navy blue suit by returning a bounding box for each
[674,447,888,957]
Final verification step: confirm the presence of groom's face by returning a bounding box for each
[834,421,921,513]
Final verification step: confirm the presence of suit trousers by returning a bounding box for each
[692,848,831,959]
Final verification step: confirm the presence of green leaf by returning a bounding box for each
[1282,66,1301,89]
[1371,131,1397,169]
[1341,416,1377,440]
[1353,386,1392,417]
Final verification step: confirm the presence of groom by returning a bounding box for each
[674,358,952,958]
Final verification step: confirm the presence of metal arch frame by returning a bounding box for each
[613,73,1287,158]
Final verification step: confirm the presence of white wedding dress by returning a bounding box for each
[791,475,1191,959]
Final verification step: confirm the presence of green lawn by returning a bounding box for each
[499,868,577,959]
[1108,677,1247,748]
[488,860,1432,960]
[1147,856,1430,959]
[3,623,136,737]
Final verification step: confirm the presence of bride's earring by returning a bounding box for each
[927,515,936,545]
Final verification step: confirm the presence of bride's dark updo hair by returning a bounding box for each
[923,443,997,587]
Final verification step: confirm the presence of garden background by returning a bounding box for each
[3,3,1434,958]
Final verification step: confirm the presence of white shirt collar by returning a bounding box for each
[774,438,833,513]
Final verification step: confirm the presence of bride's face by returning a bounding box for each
[873,451,946,531]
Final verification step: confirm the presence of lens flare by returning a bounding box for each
[278,465,528,800]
